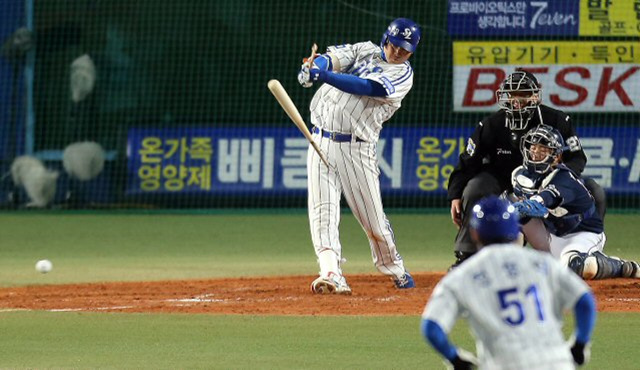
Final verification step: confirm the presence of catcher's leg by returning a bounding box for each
[563,250,625,280]
[556,232,622,280]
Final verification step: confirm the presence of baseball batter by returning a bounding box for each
[297,18,421,294]
[422,196,596,369]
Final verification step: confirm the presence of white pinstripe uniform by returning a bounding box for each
[308,41,414,281]
[423,245,590,370]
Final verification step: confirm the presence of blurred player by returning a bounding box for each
[297,18,421,293]
[511,125,640,280]
[447,71,606,270]
[421,196,596,369]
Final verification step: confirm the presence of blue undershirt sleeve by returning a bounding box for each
[574,292,596,344]
[313,54,332,71]
[421,319,458,361]
[316,70,387,97]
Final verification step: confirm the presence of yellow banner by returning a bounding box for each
[453,41,640,65]
[579,0,640,36]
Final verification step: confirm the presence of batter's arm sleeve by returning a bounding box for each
[315,71,387,97]
[574,292,596,344]
[447,122,486,200]
[421,319,458,360]
[558,115,587,174]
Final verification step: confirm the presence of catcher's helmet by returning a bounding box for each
[496,71,542,130]
[470,196,520,245]
[381,18,421,53]
[521,124,566,175]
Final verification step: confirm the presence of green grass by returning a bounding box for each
[0,212,461,286]
[0,312,637,369]
[0,212,639,368]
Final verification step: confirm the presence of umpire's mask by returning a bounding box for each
[496,71,542,130]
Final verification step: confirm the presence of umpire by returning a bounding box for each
[447,70,606,269]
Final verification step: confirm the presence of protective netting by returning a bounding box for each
[0,0,638,209]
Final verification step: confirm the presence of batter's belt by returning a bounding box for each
[312,126,365,143]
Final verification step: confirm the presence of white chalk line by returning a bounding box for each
[605,297,640,302]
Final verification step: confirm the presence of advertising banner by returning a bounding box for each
[127,127,640,195]
[452,41,640,112]
[448,0,640,36]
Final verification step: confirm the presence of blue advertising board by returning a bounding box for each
[127,126,640,196]
[0,0,25,161]
[448,0,580,36]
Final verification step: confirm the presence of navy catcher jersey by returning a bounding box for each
[516,165,603,236]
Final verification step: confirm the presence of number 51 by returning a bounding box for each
[497,284,545,326]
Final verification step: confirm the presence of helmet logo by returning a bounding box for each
[388,26,413,40]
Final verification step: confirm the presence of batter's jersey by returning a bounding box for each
[447,105,587,201]
[309,42,414,142]
[422,245,590,369]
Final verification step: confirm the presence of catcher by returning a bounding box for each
[510,124,640,280]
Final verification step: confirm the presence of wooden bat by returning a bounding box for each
[307,43,318,67]
[267,79,330,167]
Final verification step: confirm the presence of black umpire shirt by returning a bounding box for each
[447,105,587,201]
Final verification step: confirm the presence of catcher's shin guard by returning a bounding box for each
[621,260,640,278]
[564,251,589,278]
[584,251,624,280]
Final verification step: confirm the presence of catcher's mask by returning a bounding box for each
[496,71,542,131]
[521,124,566,175]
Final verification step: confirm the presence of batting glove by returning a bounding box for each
[446,348,478,370]
[513,199,549,218]
[298,64,313,88]
[297,64,322,88]
[570,340,591,366]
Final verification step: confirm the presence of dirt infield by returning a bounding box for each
[1,272,639,315]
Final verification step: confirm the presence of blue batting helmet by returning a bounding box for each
[381,18,421,53]
[470,196,520,244]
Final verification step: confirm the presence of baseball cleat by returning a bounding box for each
[310,272,352,295]
[393,272,415,289]
[621,260,640,278]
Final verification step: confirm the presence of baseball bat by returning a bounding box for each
[267,79,330,167]
[307,43,318,67]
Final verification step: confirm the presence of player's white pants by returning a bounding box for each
[307,133,406,279]
[522,218,605,260]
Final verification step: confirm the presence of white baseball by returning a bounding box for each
[35,259,53,274]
